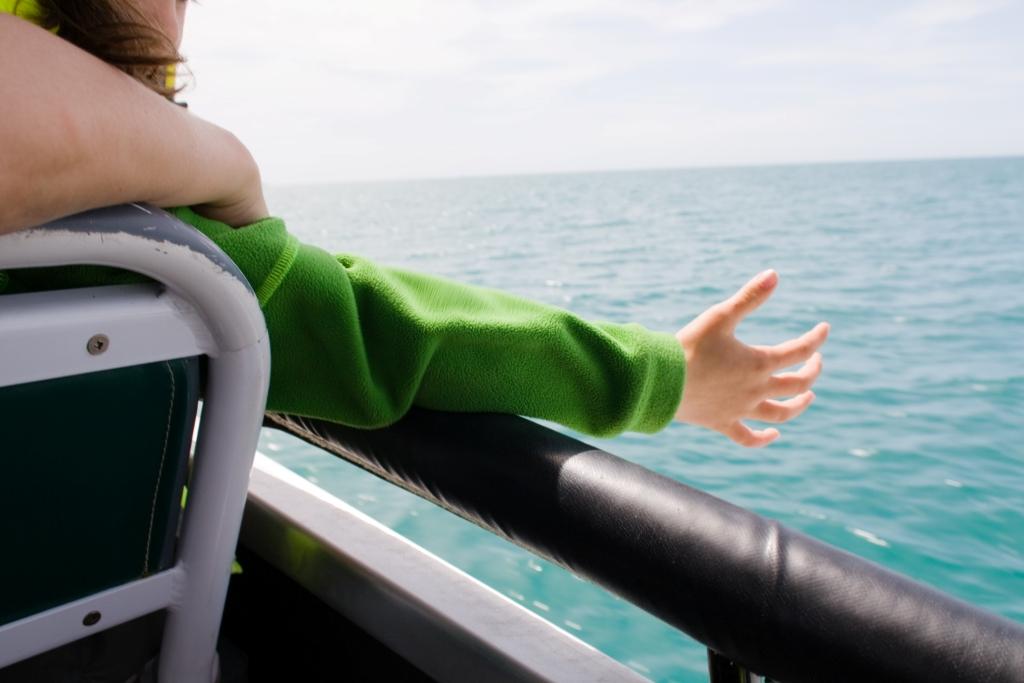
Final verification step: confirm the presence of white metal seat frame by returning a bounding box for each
[0,204,270,683]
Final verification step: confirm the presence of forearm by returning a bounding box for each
[339,259,686,435]
[0,15,262,235]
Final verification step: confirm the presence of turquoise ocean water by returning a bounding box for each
[260,157,1024,681]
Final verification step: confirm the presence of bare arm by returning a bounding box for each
[0,15,267,235]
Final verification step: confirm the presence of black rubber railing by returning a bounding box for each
[265,409,1024,683]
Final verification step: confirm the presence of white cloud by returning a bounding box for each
[480,0,782,33]
[183,0,779,86]
[741,2,1021,86]
[896,0,1009,26]
[178,0,1024,183]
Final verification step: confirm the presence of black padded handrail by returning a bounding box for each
[265,409,1024,683]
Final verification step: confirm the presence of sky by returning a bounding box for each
[179,0,1024,185]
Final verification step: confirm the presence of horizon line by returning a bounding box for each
[265,153,1024,189]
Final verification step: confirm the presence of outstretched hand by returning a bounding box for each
[674,270,829,447]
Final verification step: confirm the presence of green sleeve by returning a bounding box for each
[179,208,685,436]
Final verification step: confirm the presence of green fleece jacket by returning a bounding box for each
[1,208,685,437]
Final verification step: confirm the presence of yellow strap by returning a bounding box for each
[165,63,177,93]
[1,0,58,32]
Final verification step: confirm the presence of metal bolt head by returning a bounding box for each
[83,611,101,626]
[86,334,110,355]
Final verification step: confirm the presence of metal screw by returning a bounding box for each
[83,611,101,626]
[86,334,110,355]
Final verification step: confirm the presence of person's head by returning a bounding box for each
[33,0,189,97]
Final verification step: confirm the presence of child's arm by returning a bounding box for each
[176,210,825,442]
[674,270,829,446]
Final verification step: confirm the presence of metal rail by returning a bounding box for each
[266,409,1024,683]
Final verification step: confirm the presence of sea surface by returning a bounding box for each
[260,157,1024,682]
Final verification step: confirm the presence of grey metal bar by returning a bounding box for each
[0,204,271,683]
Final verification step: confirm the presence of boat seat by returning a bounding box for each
[0,205,270,682]
[0,360,198,628]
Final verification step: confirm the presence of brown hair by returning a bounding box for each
[31,0,184,98]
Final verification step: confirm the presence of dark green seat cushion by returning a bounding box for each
[0,358,199,626]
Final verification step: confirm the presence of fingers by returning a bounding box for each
[725,421,780,448]
[769,352,823,397]
[727,392,815,446]
[716,270,778,330]
[750,391,815,423]
[761,322,830,371]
